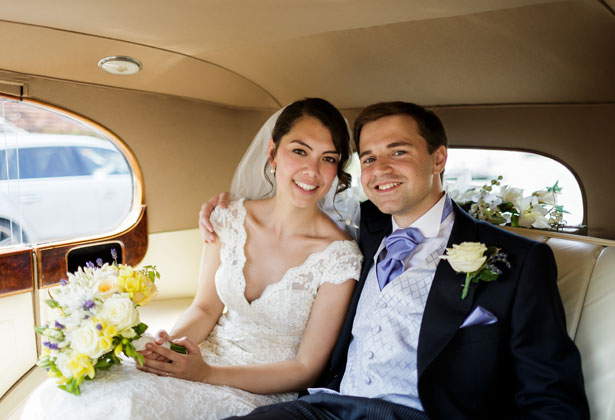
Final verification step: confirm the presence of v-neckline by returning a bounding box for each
[234,199,351,306]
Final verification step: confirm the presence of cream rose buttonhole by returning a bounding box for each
[440,242,511,299]
[440,242,488,273]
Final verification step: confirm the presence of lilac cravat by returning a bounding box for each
[376,227,425,291]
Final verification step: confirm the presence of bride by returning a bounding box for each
[21,98,363,420]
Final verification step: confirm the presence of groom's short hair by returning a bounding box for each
[353,102,448,154]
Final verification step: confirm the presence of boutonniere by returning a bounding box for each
[440,242,511,299]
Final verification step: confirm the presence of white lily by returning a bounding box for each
[500,185,524,207]
[446,172,476,202]
[518,196,550,229]
[533,189,557,206]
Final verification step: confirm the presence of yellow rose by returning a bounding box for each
[133,285,158,306]
[440,242,487,273]
[121,274,140,294]
[118,266,134,278]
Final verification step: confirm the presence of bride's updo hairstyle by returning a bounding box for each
[268,98,352,194]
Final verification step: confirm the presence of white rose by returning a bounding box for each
[98,294,139,333]
[440,242,487,273]
[71,321,104,358]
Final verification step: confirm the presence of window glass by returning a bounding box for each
[0,99,136,247]
[444,148,584,229]
[18,146,88,178]
[77,147,130,176]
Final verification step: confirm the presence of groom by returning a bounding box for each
[216,101,588,419]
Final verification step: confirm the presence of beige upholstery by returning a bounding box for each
[505,227,615,419]
[574,246,615,420]
[140,227,614,419]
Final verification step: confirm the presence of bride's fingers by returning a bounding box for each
[171,336,200,354]
[141,351,169,362]
[146,342,178,362]
[199,203,218,242]
[141,353,178,374]
[199,192,230,242]
[137,363,173,377]
[218,192,230,208]
[154,330,170,345]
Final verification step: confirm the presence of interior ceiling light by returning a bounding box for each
[97,56,142,75]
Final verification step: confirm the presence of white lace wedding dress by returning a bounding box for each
[21,199,362,420]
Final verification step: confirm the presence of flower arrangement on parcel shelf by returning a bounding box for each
[447,174,569,230]
[34,250,161,395]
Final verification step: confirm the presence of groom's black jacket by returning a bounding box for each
[315,200,589,419]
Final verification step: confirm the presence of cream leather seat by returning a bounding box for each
[505,227,615,419]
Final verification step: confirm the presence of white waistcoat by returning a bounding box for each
[340,243,446,411]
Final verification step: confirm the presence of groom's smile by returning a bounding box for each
[374,181,402,191]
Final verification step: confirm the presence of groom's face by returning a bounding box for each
[358,114,446,224]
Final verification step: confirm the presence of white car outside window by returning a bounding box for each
[0,134,133,247]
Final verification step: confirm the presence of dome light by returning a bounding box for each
[97,56,142,75]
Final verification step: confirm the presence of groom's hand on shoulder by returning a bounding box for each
[199,192,230,242]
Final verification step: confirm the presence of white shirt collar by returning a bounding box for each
[391,193,449,239]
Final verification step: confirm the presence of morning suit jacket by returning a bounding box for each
[316,200,589,419]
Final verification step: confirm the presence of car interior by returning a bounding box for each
[0,1,613,418]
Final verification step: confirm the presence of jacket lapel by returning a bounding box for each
[417,202,480,377]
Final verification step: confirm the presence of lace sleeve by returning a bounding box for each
[319,241,363,287]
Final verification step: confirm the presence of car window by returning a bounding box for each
[0,98,139,247]
[445,148,585,232]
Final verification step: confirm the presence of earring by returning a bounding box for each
[270,167,276,175]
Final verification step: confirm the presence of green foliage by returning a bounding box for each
[134,322,148,335]
[141,265,161,283]
[45,297,60,309]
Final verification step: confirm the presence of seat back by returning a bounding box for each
[506,227,615,420]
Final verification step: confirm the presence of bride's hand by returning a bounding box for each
[139,330,171,361]
[199,192,230,243]
[139,336,210,383]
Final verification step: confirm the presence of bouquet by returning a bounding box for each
[35,250,160,395]
[447,174,569,230]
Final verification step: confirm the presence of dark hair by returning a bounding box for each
[353,101,448,154]
[268,97,351,193]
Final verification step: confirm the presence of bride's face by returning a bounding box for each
[269,115,339,208]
